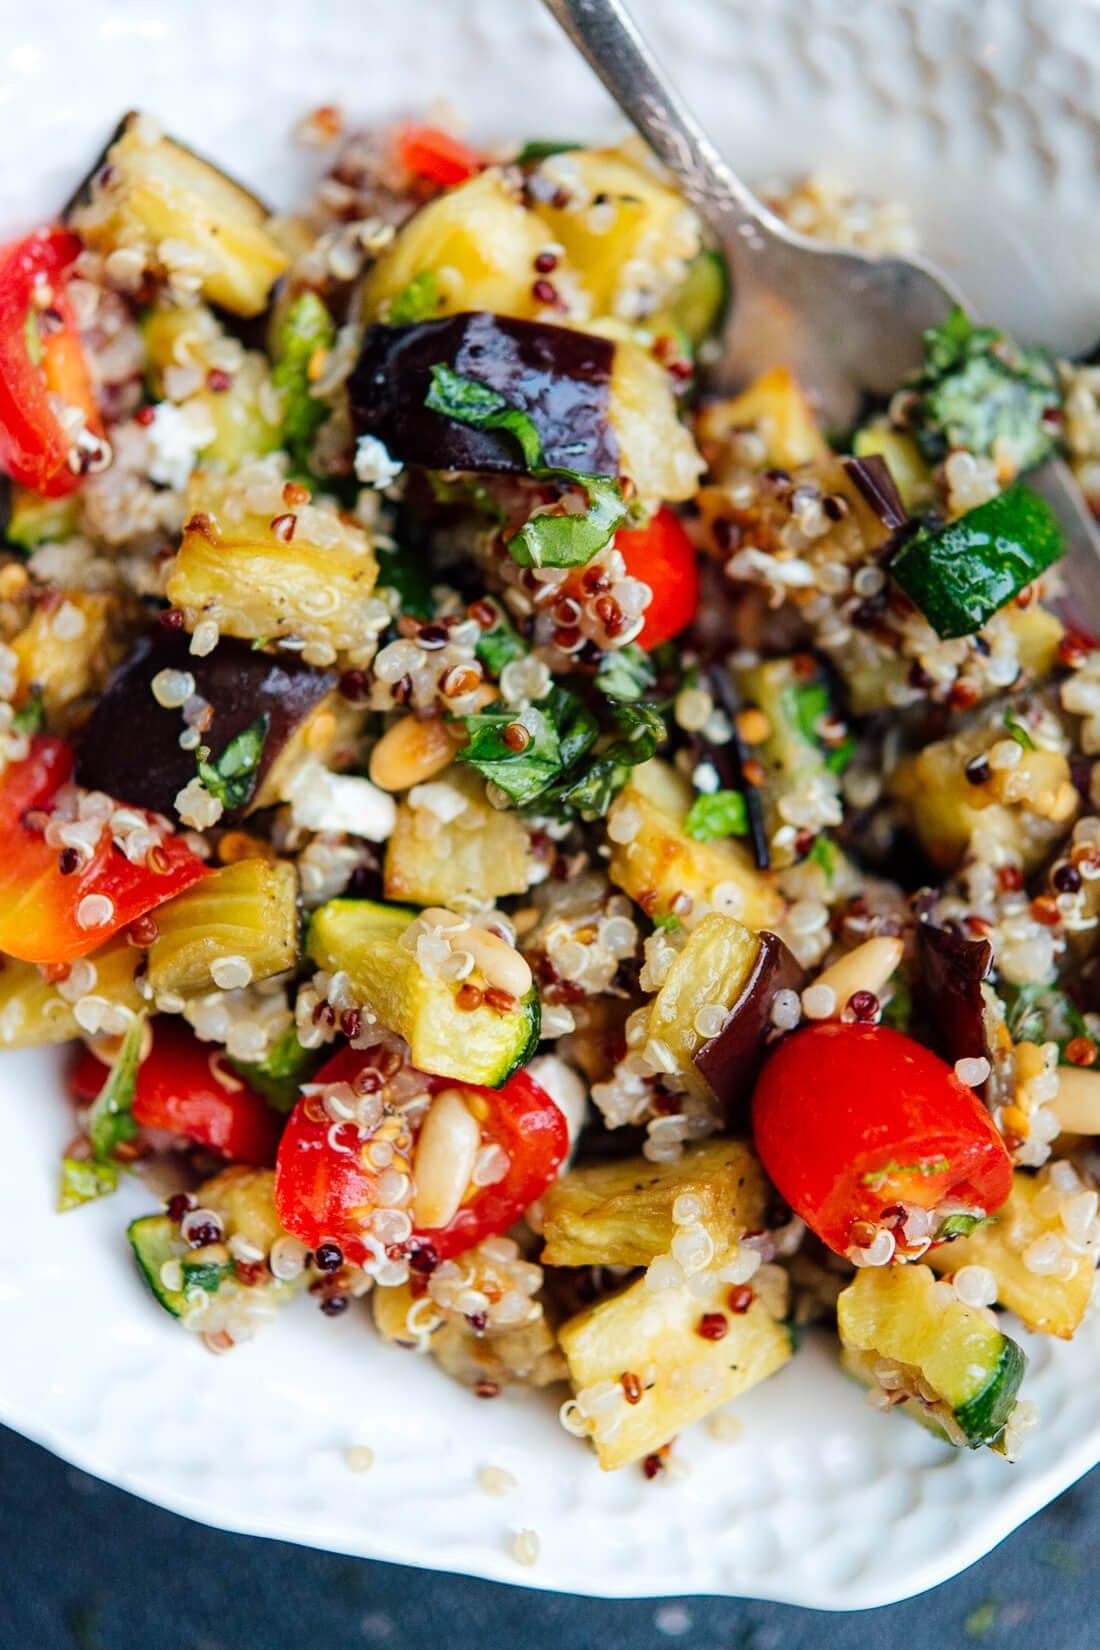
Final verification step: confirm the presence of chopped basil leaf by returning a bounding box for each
[785,679,853,774]
[1003,709,1035,751]
[58,1155,120,1211]
[23,308,42,368]
[861,1155,951,1190]
[197,714,268,810]
[230,1025,321,1114]
[87,1012,146,1165]
[12,692,44,735]
[684,788,749,842]
[880,974,912,1035]
[387,271,441,325]
[939,1212,990,1241]
[507,474,626,570]
[544,702,665,820]
[653,912,681,933]
[475,608,527,677]
[424,364,626,569]
[596,643,656,703]
[426,364,543,468]
[516,139,583,163]
[1002,982,1088,1061]
[460,687,597,807]
[808,834,838,885]
[375,544,434,620]
[910,307,1060,471]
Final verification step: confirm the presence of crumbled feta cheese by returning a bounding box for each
[286,760,396,841]
[354,434,404,489]
[146,402,215,490]
[407,781,468,823]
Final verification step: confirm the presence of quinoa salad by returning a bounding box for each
[2,109,1100,1479]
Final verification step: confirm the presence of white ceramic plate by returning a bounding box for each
[2,0,1099,1609]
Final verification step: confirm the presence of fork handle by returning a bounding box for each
[539,0,769,236]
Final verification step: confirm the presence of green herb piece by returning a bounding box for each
[653,912,681,933]
[181,1253,234,1294]
[808,834,838,885]
[1003,708,1035,751]
[427,470,507,522]
[272,291,336,465]
[23,308,42,368]
[250,636,271,652]
[425,364,627,569]
[596,643,656,702]
[939,1212,990,1241]
[58,1155,120,1211]
[12,692,44,735]
[460,687,598,807]
[387,270,441,325]
[543,701,665,820]
[880,974,913,1035]
[375,544,435,620]
[516,139,583,163]
[911,307,1060,470]
[87,1012,146,1165]
[230,1025,322,1114]
[197,714,268,811]
[475,608,527,677]
[684,788,749,842]
[861,1156,951,1190]
[1002,982,1089,1061]
[786,679,854,774]
[889,483,1064,639]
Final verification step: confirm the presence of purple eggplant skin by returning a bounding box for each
[916,920,995,1089]
[840,453,908,531]
[349,311,619,476]
[693,930,808,1125]
[76,631,335,821]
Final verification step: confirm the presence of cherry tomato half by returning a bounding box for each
[614,506,699,649]
[0,736,208,966]
[393,125,483,189]
[751,1021,1013,1255]
[71,1019,281,1165]
[274,1045,567,1265]
[0,227,102,497]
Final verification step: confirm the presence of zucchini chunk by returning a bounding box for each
[129,1167,295,1322]
[76,631,337,820]
[5,486,80,549]
[383,767,533,907]
[559,1266,792,1469]
[837,1263,1026,1449]
[0,938,142,1049]
[142,303,282,469]
[167,471,379,658]
[734,656,845,856]
[361,168,548,324]
[540,1139,764,1268]
[147,859,298,998]
[928,1171,1094,1339]
[307,898,540,1088]
[607,759,784,929]
[890,711,1078,873]
[70,113,287,316]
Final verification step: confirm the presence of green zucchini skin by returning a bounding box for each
[954,1334,1028,1449]
[889,483,1063,639]
[127,1214,232,1318]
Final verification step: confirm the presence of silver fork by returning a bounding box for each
[541,0,1100,617]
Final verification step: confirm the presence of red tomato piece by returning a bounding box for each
[614,506,699,649]
[275,1046,567,1265]
[0,227,102,497]
[751,1021,1013,1256]
[0,735,209,965]
[72,1019,281,1166]
[394,124,482,188]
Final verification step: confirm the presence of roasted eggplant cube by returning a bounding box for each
[76,631,335,820]
[349,310,618,476]
[693,929,808,1121]
[915,921,1001,1090]
[69,113,287,316]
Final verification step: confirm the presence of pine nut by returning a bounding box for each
[1053,1067,1100,1134]
[369,715,455,792]
[462,928,533,1000]
[412,1088,481,1229]
[812,936,904,1015]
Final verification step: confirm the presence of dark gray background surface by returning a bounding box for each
[0,1427,1094,1650]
